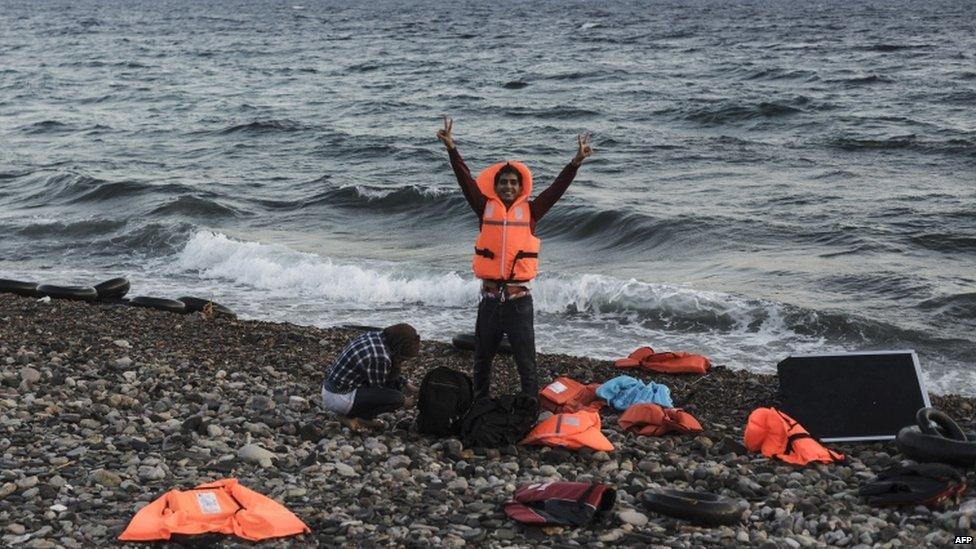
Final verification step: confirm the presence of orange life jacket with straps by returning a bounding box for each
[743,407,845,466]
[472,161,540,282]
[118,478,310,542]
[618,403,703,436]
[520,409,614,452]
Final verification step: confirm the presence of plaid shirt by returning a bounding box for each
[323,331,397,394]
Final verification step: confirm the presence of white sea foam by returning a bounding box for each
[174,231,797,336]
[174,231,478,307]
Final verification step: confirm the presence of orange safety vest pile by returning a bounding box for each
[538,376,605,414]
[521,409,614,452]
[614,346,711,375]
[118,478,310,542]
[618,403,703,436]
[744,407,845,466]
[471,161,540,282]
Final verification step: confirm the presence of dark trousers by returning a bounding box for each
[347,378,405,419]
[474,294,537,400]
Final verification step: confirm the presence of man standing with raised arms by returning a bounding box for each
[437,117,592,399]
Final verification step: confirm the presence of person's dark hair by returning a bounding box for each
[494,163,523,187]
[382,323,420,365]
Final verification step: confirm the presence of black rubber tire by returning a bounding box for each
[128,296,187,314]
[915,408,967,441]
[451,333,513,355]
[896,426,976,467]
[643,490,743,526]
[94,277,130,300]
[178,297,236,317]
[0,279,39,297]
[36,284,98,302]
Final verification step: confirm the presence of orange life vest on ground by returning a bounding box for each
[538,377,605,414]
[118,478,310,542]
[521,409,614,452]
[618,403,703,436]
[743,407,845,466]
[614,346,711,375]
[472,161,540,282]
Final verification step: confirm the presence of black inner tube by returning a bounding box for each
[94,277,131,300]
[0,279,39,297]
[643,490,743,526]
[915,408,967,441]
[36,284,99,302]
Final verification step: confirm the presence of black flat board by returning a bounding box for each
[777,351,930,442]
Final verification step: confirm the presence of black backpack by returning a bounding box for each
[460,394,540,448]
[416,367,474,437]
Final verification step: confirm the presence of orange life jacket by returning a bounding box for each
[520,409,614,452]
[118,478,310,542]
[614,346,711,375]
[743,407,845,466]
[618,403,703,436]
[472,161,540,282]
[538,377,605,414]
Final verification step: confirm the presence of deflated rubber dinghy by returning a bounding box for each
[0,278,39,297]
[36,284,98,302]
[452,333,513,355]
[94,277,130,300]
[895,407,976,467]
[643,490,744,526]
[128,296,187,314]
[179,296,236,317]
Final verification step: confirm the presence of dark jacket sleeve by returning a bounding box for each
[449,148,486,218]
[530,162,579,222]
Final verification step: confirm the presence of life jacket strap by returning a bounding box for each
[474,246,495,259]
[507,250,539,281]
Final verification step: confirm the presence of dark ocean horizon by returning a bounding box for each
[1,0,974,394]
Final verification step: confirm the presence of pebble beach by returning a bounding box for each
[1,294,974,548]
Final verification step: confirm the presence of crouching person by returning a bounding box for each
[321,323,421,431]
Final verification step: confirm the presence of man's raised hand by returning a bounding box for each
[573,132,593,165]
[437,116,455,150]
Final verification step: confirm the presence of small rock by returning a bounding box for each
[113,339,131,349]
[0,483,17,499]
[618,509,649,527]
[20,367,41,384]
[16,476,39,489]
[138,465,167,481]
[90,469,123,488]
[385,456,411,469]
[335,463,358,477]
[238,444,276,467]
[444,439,463,459]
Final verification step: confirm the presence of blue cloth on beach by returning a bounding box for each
[595,375,673,410]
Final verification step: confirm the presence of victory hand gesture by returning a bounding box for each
[573,133,593,165]
[437,116,455,150]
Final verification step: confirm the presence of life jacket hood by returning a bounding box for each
[476,161,533,204]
